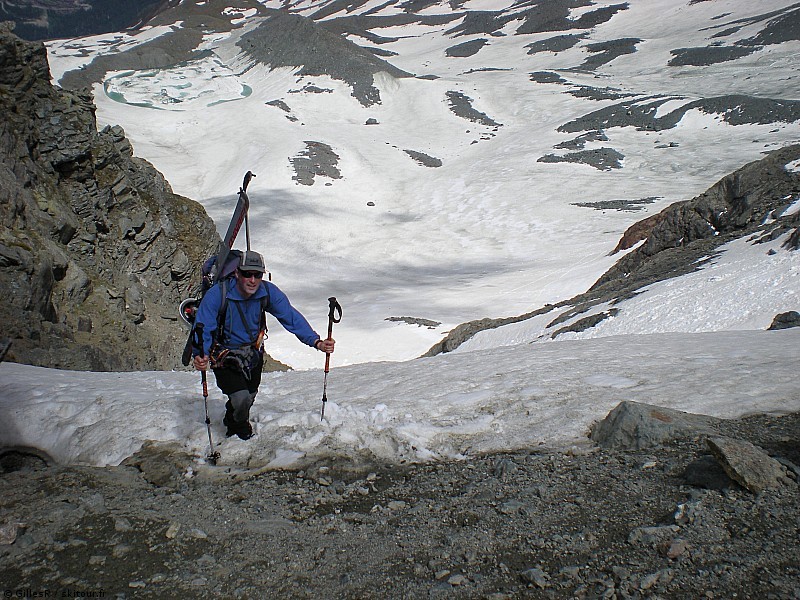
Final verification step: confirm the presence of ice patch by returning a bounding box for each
[267,448,306,468]
[780,198,800,217]
[102,56,251,110]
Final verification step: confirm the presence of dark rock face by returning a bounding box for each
[238,10,412,107]
[0,23,219,371]
[591,144,800,298]
[0,0,170,41]
[768,310,800,330]
[57,0,255,91]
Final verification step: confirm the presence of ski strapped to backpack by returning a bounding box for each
[213,170,255,289]
[180,171,257,366]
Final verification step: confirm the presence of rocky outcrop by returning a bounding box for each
[592,401,795,495]
[0,22,219,371]
[426,146,800,355]
[238,10,413,107]
[768,310,800,330]
[592,144,800,297]
[0,0,172,42]
[57,0,248,90]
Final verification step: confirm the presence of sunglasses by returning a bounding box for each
[238,269,263,279]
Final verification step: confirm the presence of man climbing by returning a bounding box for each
[192,250,335,440]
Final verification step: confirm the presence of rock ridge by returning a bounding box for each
[0,22,219,370]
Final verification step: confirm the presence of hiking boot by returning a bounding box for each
[224,412,253,440]
[226,418,252,440]
[236,420,253,441]
[223,399,253,440]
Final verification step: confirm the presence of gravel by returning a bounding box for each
[1,411,798,599]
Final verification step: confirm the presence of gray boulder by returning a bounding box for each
[590,400,718,450]
[706,436,792,494]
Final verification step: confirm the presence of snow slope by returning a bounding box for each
[3,0,795,469]
[2,329,798,468]
[45,0,800,369]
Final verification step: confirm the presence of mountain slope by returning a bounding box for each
[0,0,171,41]
[42,0,800,368]
[427,144,800,354]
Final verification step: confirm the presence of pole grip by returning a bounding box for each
[195,323,209,397]
[194,323,205,356]
[323,297,341,373]
[328,297,342,327]
[320,297,341,420]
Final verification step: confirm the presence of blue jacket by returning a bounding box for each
[193,279,320,356]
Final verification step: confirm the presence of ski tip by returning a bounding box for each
[242,171,256,191]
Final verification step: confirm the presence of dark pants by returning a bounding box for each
[213,351,264,423]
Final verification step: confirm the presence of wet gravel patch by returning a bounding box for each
[404,150,443,168]
[558,95,800,134]
[290,141,342,186]
[526,34,585,55]
[446,39,489,58]
[576,38,641,71]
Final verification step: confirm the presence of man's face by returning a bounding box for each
[235,269,263,297]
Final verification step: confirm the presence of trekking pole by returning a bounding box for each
[195,324,220,465]
[320,297,343,421]
[240,171,255,252]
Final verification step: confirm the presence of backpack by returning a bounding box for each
[179,250,271,366]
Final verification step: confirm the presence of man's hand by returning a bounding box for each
[193,355,210,371]
[316,338,335,353]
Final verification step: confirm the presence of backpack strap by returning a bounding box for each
[214,278,230,345]
[259,281,270,332]
[213,279,270,346]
